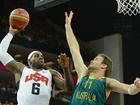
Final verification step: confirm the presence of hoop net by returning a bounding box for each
[116,0,140,16]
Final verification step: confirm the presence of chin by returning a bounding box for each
[32,63,43,69]
[88,66,97,71]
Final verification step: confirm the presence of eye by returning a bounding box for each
[41,54,44,58]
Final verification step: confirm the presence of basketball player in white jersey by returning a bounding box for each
[0,25,74,105]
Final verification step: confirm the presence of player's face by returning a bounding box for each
[30,52,45,69]
[88,55,104,70]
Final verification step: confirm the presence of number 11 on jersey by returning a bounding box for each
[84,81,93,89]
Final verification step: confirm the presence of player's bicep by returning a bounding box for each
[71,49,88,77]
[107,78,129,94]
[6,60,26,73]
[50,69,64,90]
[53,75,64,90]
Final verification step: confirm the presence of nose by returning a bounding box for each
[39,55,43,59]
[90,60,94,64]
[39,57,44,60]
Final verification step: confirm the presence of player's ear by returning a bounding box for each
[101,64,107,69]
[28,59,31,66]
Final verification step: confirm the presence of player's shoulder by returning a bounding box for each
[22,66,30,71]
[23,66,34,71]
[48,68,57,74]
[106,77,119,86]
[106,77,117,81]
[106,77,112,82]
[48,68,62,77]
[23,66,39,73]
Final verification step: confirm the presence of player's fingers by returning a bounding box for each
[69,11,74,19]
[65,12,68,17]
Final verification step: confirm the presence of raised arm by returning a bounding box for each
[57,53,74,92]
[65,11,87,79]
[107,77,140,95]
[0,25,26,73]
[50,53,74,91]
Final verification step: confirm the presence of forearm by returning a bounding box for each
[63,67,74,91]
[1,25,20,52]
[65,24,80,51]
[0,33,14,65]
[65,24,87,76]
[0,33,13,52]
[128,84,140,95]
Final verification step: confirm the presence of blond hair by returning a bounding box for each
[98,53,113,77]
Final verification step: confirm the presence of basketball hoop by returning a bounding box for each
[116,0,140,16]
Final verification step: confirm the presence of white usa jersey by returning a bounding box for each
[17,67,52,105]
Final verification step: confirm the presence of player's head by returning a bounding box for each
[27,51,45,69]
[88,53,112,77]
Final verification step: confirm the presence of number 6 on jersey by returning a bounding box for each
[32,83,40,95]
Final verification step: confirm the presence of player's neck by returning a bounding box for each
[31,67,42,72]
[89,71,105,79]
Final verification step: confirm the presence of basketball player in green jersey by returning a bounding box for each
[65,11,140,105]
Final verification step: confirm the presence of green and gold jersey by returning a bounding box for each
[70,76,106,105]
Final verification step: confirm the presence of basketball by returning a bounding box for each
[9,8,30,29]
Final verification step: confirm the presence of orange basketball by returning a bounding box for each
[9,8,30,29]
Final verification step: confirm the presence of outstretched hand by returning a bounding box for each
[65,11,74,25]
[134,77,140,88]
[57,53,69,69]
[9,25,22,36]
